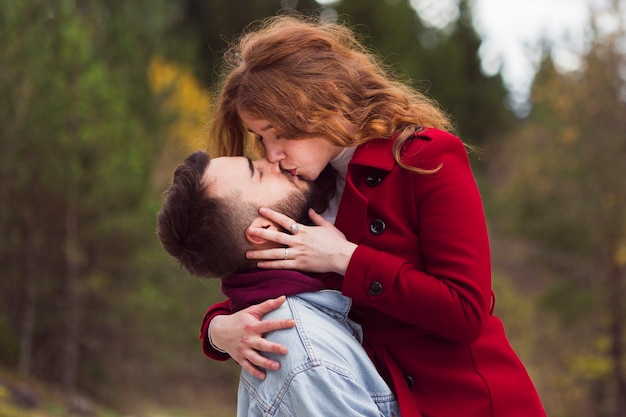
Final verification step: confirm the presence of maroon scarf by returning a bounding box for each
[221,270,327,312]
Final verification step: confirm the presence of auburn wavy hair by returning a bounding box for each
[209,13,455,173]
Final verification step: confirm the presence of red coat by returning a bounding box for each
[201,128,546,417]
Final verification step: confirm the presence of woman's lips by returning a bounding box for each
[280,167,299,181]
[281,166,297,177]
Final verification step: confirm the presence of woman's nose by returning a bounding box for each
[264,144,285,164]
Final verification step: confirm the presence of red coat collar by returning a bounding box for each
[349,127,432,171]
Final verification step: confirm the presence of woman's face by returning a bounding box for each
[240,113,343,182]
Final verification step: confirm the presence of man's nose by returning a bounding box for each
[257,158,282,174]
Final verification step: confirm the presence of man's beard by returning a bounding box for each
[271,182,319,228]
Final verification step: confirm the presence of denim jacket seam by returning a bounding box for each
[243,360,397,415]
[288,297,318,361]
[241,360,319,415]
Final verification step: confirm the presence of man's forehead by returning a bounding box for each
[201,156,250,196]
[204,156,245,179]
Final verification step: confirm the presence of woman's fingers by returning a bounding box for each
[247,225,291,246]
[308,207,330,226]
[258,206,292,223]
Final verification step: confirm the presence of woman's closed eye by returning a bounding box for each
[257,134,284,143]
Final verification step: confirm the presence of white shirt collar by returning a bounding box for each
[321,147,356,224]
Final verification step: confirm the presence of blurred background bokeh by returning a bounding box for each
[1,0,624,416]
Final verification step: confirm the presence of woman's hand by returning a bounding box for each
[209,296,295,380]
[246,207,357,275]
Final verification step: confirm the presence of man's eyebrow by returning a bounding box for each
[247,157,254,178]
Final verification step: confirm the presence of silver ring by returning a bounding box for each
[289,223,299,234]
[284,248,289,260]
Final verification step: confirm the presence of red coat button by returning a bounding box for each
[369,281,383,296]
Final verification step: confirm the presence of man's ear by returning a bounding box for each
[245,216,281,245]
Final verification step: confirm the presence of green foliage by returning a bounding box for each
[0,315,18,367]
[538,281,602,325]
[178,0,512,147]
[174,0,322,85]
[490,6,626,415]
[318,0,513,145]
[0,0,187,406]
[1,0,623,416]
[416,0,513,144]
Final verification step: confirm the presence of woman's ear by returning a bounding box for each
[245,216,280,245]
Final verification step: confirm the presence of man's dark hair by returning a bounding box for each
[157,151,315,278]
[156,151,257,278]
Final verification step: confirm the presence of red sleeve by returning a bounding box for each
[342,131,492,343]
[199,299,232,361]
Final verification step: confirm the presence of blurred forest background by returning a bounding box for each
[0,0,625,416]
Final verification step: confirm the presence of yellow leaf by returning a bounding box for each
[147,55,211,152]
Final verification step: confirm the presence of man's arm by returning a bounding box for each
[200,297,296,378]
[199,299,231,360]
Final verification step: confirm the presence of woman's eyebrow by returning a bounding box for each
[247,124,273,133]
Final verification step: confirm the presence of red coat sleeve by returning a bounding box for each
[199,299,232,361]
[341,130,492,343]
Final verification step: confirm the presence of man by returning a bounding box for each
[157,151,399,417]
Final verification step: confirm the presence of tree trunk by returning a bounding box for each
[17,233,37,379]
[608,261,625,417]
[63,180,80,397]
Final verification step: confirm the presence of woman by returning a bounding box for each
[202,14,546,417]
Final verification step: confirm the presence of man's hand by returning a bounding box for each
[209,296,295,379]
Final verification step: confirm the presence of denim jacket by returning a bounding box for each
[236,290,399,417]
